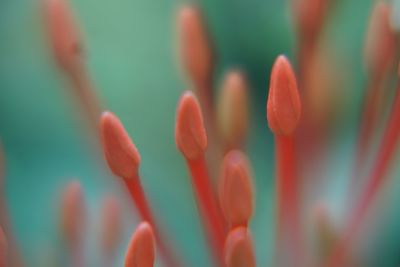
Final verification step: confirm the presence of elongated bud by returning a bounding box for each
[178,6,214,88]
[224,227,256,267]
[303,46,345,125]
[0,227,6,267]
[100,111,141,179]
[100,195,122,255]
[217,71,249,147]
[125,222,155,267]
[219,150,254,227]
[364,2,396,75]
[292,0,329,41]
[60,181,86,247]
[267,55,301,135]
[43,0,83,73]
[175,91,207,160]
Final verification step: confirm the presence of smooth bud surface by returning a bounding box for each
[125,222,155,267]
[175,91,207,160]
[100,112,141,179]
[267,55,301,135]
[219,150,254,226]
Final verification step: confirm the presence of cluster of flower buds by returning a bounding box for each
[1,0,400,266]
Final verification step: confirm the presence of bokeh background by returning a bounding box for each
[3,0,400,266]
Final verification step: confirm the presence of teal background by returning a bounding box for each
[3,0,400,266]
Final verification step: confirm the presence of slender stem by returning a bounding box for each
[275,135,303,266]
[187,156,226,265]
[124,178,182,267]
[198,83,221,178]
[69,65,103,135]
[354,82,400,244]
[325,85,400,267]
[351,75,382,191]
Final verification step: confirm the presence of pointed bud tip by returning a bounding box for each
[178,5,198,23]
[175,91,207,160]
[219,150,254,226]
[224,227,256,267]
[100,111,141,179]
[125,222,155,267]
[267,55,301,135]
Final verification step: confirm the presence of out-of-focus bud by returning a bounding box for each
[292,0,329,42]
[60,181,86,248]
[43,0,84,74]
[100,195,122,256]
[217,71,249,148]
[364,3,396,76]
[303,44,347,126]
[177,6,214,89]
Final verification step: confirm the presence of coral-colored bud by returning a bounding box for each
[292,0,329,41]
[175,91,207,160]
[364,2,396,75]
[219,150,254,227]
[178,6,214,88]
[60,181,86,247]
[224,227,256,267]
[43,0,83,73]
[100,195,122,254]
[100,111,141,179]
[125,222,155,267]
[267,55,301,135]
[217,71,249,147]
[303,45,346,126]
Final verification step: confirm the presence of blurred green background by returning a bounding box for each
[4,0,400,266]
